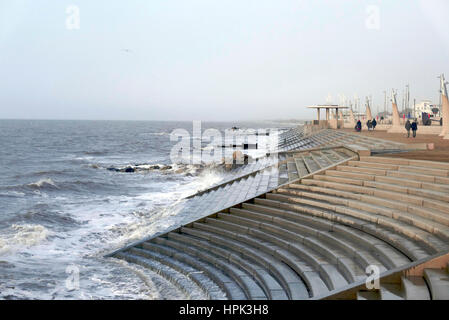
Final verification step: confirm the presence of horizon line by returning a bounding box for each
[0,118,311,122]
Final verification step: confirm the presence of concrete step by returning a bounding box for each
[300,178,449,227]
[348,140,372,149]
[229,207,319,239]
[267,192,434,260]
[288,172,299,181]
[294,158,309,177]
[398,165,449,177]
[359,156,449,170]
[336,165,387,176]
[196,219,310,299]
[251,201,389,267]
[408,159,449,170]
[146,240,247,300]
[177,227,288,300]
[229,207,366,283]
[309,153,325,169]
[216,212,348,292]
[243,201,335,232]
[374,175,426,189]
[283,184,449,247]
[347,160,399,170]
[312,182,449,244]
[328,149,346,161]
[127,246,225,300]
[243,203,384,271]
[115,251,207,300]
[247,200,392,272]
[302,155,320,173]
[325,169,374,181]
[376,175,449,194]
[401,276,431,300]
[380,284,404,300]
[321,150,341,163]
[423,268,449,300]
[357,290,380,300]
[313,174,364,186]
[146,242,246,298]
[349,159,449,177]
[363,180,449,205]
[257,196,411,269]
[206,215,330,297]
[358,156,411,166]
[319,172,449,199]
[163,233,268,300]
[276,186,446,252]
[387,170,449,185]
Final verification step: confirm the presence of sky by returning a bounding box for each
[0,0,448,121]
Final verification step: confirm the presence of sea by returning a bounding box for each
[0,119,295,299]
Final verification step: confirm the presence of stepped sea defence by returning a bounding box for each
[109,126,449,300]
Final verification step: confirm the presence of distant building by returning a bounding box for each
[413,100,438,119]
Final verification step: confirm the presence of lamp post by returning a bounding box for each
[414,98,416,121]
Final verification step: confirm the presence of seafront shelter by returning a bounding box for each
[308,105,348,129]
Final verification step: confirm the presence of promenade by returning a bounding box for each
[342,128,449,163]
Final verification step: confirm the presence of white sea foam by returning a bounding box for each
[109,258,161,299]
[0,224,49,255]
[99,169,223,253]
[12,224,49,245]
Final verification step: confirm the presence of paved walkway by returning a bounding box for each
[341,128,449,163]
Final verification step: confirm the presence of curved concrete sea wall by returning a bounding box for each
[107,128,448,300]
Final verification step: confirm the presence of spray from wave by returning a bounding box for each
[102,168,224,253]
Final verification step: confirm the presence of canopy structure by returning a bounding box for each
[307,105,349,129]
[307,105,349,121]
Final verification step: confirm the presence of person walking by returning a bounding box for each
[411,119,418,138]
[405,119,411,138]
[355,120,362,132]
[371,118,377,130]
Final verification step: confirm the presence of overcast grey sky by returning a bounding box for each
[0,0,448,121]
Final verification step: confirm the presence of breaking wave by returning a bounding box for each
[26,178,58,190]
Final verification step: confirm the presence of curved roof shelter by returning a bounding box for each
[307,105,349,129]
[307,105,349,121]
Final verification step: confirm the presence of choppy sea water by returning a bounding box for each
[0,120,293,299]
